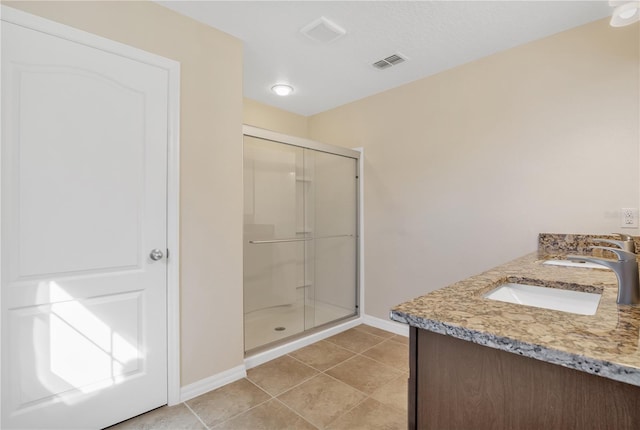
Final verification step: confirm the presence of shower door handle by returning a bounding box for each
[249,237,313,244]
[249,235,355,244]
[314,234,355,240]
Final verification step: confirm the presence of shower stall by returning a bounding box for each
[243,126,360,353]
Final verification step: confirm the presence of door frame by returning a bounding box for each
[0,4,182,415]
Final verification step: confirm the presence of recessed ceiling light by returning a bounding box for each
[271,84,294,96]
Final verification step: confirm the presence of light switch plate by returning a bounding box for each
[621,208,639,228]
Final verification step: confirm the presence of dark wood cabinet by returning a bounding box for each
[408,327,640,430]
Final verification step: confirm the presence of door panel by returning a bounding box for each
[14,66,144,278]
[243,137,301,314]
[9,290,142,407]
[305,150,357,328]
[243,137,304,350]
[2,18,169,429]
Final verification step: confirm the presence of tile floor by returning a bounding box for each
[109,324,409,429]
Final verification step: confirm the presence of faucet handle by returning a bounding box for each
[593,237,636,253]
[589,246,636,262]
[592,238,627,248]
[612,233,634,241]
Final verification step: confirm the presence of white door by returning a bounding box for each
[2,12,171,430]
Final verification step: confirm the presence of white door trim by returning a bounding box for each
[0,4,182,413]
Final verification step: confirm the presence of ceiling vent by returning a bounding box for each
[372,53,408,70]
[300,16,346,43]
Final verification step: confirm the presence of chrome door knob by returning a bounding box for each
[149,249,164,261]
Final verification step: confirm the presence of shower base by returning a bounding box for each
[244,298,354,352]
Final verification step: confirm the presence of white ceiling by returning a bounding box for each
[158,1,612,116]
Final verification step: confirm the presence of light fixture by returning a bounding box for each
[271,84,294,96]
[609,1,640,27]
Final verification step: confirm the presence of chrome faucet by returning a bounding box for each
[567,246,640,305]
[590,233,636,253]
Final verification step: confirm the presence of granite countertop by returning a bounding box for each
[390,243,640,387]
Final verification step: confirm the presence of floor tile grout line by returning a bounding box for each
[270,371,325,398]
[327,333,391,355]
[319,367,410,427]
[359,353,409,374]
[316,370,407,429]
[244,376,278,399]
[183,401,211,430]
[272,397,322,430]
[358,338,410,371]
[326,328,387,342]
[254,327,407,392]
[263,345,370,400]
[323,360,403,400]
[323,393,372,429]
[320,370,372,399]
[351,333,389,341]
[284,351,327,372]
[358,337,393,354]
[324,334,388,351]
[322,361,406,395]
[246,342,359,404]
[271,370,372,429]
[352,324,394,334]
[312,337,409,423]
[283,334,377,374]
[287,339,357,363]
[262,357,407,426]
[245,351,325,398]
[267,349,388,428]
[275,371,371,430]
[387,334,410,345]
[205,396,275,428]
[319,340,407,375]
[320,351,362,374]
[203,379,276,428]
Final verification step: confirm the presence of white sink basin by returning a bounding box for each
[484,283,601,315]
[543,259,609,270]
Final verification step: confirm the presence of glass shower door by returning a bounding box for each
[243,130,359,353]
[304,150,358,329]
[243,136,306,350]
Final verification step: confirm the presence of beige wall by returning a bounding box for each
[244,98,309,138]
[5,1,245,386]
[309,19,640,320]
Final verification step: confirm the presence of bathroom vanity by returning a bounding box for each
[391,234,640,430]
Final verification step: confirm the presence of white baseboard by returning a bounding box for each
[362,314,409,337]
[244,317,363,370]
[179,364,247,403]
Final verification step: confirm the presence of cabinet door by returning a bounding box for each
[413,329,640,430]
